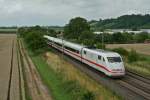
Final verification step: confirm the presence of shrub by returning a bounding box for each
[96,43,105,49]
[112,47,129,56]
[82,91,95,100]
[128,49,139,63]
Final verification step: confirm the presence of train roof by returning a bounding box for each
[44,35,121,57]
[44,35,85,50]
[84,48,121,57]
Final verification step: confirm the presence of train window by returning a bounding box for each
[64,46,79,54]
[107,57,121,63]
[84,51,86,55]
[54,42,62,47]
[98,55,101,60]
[103,58,105,62]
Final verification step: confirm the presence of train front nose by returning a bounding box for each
[110,63,125,76]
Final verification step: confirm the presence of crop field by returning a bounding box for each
[106,43,150,55]
[0,34,20,100]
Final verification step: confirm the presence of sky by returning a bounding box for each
[0,0,150,26]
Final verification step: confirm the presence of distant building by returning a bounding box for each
[94,29,150,35]
[125,31,142,34]
[93,31,103,34]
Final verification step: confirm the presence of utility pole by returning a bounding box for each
[101,28,105,49]
[61,31,64,64]
[102,31,104,49]
[16,26,18,35]
[47,26,49,35]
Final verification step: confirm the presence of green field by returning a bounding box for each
[0,28,17,33]
[125,54,150,77]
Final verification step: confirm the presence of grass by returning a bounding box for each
[125,54,150,77]
[45,51,121,100]
[31,55,71,100]
[21,37,121,100]
[31,54,96,100]
[25,49,122,100]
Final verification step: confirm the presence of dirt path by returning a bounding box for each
[18,39,52,100]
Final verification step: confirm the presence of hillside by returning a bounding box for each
[90,14,150,30]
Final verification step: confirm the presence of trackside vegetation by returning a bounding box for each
[31,54,96,100]
[45,52,121,100]
[18,15,150,99]
[18,26,121,100]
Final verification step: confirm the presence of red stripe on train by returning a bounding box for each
[49,44,120,74]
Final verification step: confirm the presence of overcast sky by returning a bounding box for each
[0,0,150,26]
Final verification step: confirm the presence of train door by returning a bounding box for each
[96,55,102,65]
[82,49,87,59]
[82,49,90,65]
[102,57,106,67]
[96,55,106,69]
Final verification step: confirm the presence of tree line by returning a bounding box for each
[90,14,150,30]
[18,17,150,53]
[18,25,63,53]
[64,17,150,48]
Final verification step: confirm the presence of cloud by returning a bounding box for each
[0,0,150,26]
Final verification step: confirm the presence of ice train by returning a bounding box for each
[44,35,125,77]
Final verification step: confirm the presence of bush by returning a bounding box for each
[82,91,95,100]
[128,49,139,63]
[112,47,128,56]
[96,43,105,49]
[26,31,46,51]
[61,80,96,100]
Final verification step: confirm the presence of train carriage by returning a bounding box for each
[44,35,125,77]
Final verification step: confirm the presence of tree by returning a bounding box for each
[46,29,58,37]
[91,14,150,29]
[134,32,149,43]
[18,27,27,37]
[64,17,90,39]
[112,32,126,43]
[25,31,46,51]
[122,32,133,43]
[19,26,47,52]
[96,43,105,49]
[78,31,94,45]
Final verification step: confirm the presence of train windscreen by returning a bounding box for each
[107,57,121,63]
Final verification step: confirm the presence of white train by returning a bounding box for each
[44,35,125,77]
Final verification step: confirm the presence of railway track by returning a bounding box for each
[50,48,150,100]
[127,70,150,83]
[118,71,150,100]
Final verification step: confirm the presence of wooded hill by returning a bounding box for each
[90,14,150,30]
